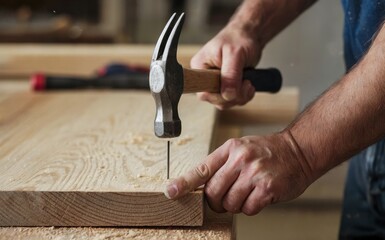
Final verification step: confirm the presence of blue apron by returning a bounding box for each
[340,0,385,239]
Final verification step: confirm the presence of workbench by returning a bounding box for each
[0,45,298,239]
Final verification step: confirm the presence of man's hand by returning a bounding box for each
[191,23,263,110]
[164,132,314,215]
[190,0,317,110]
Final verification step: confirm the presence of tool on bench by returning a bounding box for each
[149,13,283,179]
[31,63,149,91]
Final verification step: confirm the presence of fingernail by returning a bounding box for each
[165,184,178,199]
[222,88,236,101]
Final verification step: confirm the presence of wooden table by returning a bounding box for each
[0,45,298,239]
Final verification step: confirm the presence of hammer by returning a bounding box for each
[150,13,282,138]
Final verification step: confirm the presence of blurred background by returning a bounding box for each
[0,0,344,109]
[0,0,346,239]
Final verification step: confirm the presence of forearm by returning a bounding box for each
[287,24,385,179]
[228,0,317,47]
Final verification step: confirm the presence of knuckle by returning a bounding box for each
[194,163,211,180]
[261,184,273,198]
[237,146,253,160]
[204,181,221,199]
[196,92,206,101]
[207,94,222,104]
[179,177,190,192]
[224,43,242,55]
[242,192,274,216]
[190,56,199,67]
[232,146,254,167]
[226,138,242,149]
[222,69,241,80]
[197,93,209,102]
[242,205,260,216]
[252,173,273,190]
[223,197,238,213]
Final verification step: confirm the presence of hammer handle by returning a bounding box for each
[183,67,282,94]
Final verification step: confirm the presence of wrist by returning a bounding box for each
[228,0,317,47]
[279,130,317,184]
[227,0,267,48]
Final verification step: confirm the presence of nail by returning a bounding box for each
[222,88,236,101]
[165,184,178,199]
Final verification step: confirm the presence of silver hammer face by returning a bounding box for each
[149,13,185,138]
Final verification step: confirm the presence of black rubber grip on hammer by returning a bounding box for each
[242,68,282,93]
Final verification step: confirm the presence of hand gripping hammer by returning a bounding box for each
[149,13,282,138]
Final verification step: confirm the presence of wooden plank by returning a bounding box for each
[0,81,216,227]
[0,44,200,78]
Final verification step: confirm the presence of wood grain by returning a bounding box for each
[0,84,216,226]
[0,191,202,226]
[183,68,220,93]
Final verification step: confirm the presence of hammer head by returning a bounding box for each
[150,13,185,138]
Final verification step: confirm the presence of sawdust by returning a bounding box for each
[175,135,193,146]
[129,133,152,145]
[115,133,152,146]
[0,219,232,239]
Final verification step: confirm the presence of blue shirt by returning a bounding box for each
[342,0,385,70]
[341,0,385,188]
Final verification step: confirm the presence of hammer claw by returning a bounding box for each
[161,13,185,63]
[151,12,184,62]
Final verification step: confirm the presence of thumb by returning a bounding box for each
[220,46,245,101]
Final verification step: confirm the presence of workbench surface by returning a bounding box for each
[0,45,298,239]
[0,79,234,239]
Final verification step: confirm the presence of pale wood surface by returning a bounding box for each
[0,43,234,239]
[0,80,217,227]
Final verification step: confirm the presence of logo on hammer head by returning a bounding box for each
[149,64,165,93]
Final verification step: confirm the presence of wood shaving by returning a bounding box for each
[175,136,193,146]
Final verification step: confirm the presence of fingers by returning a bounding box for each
[241,186,274,216]
[221,173,254,213]
[197,80,255,110]
[205,139,254,212]
[165,133,309,216]
[204,159,241,212]
[220,45,244,101]
[190,44,221,70]
[191,40,255,109]
[164,142,230,200]
[241,80,255,105]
